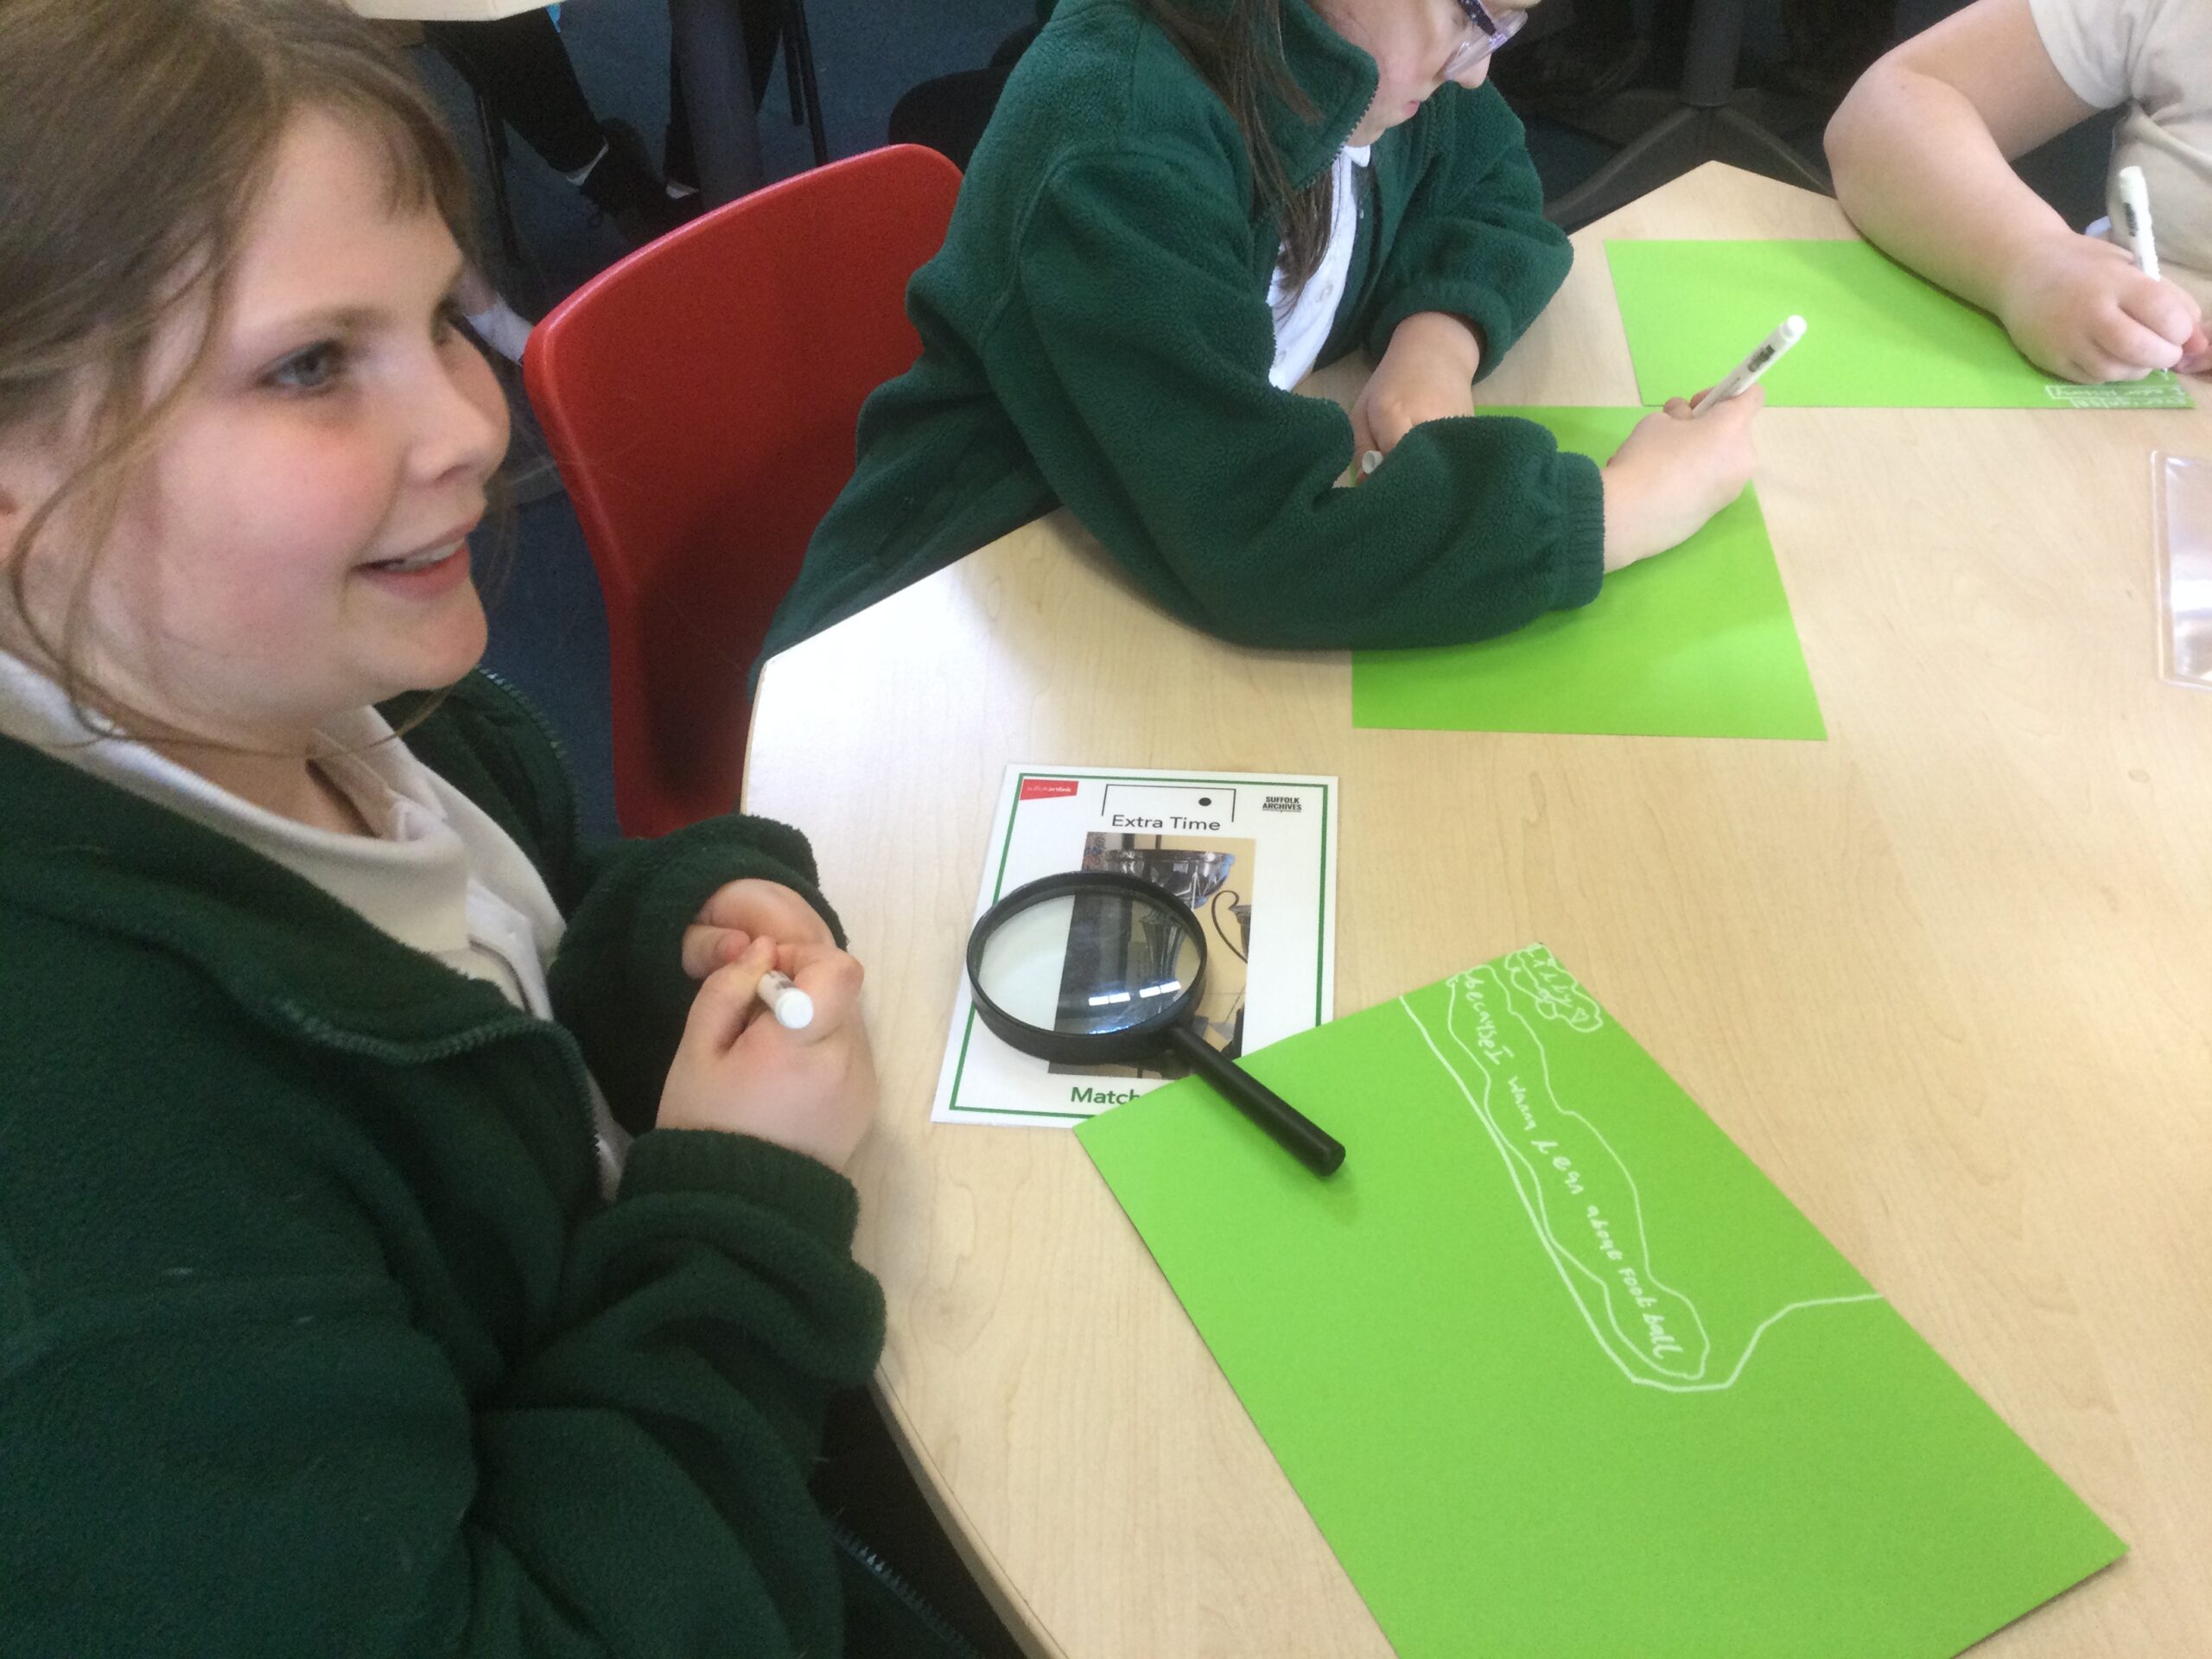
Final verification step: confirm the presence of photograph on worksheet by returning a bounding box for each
[1045,830,1257,1080]
[931,766,1337,1129]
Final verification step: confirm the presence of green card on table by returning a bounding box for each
[1607,238,2193,410]
[1077,945,2124,1659]
[1351,407,1824,740]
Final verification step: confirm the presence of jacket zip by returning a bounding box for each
[270,997,606,1170]
[829,1519,990,1659]
[474,665,590,854]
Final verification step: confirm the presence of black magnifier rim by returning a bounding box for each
[965,869,1211,1065]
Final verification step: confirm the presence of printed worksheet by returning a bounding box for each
[931,766,1338,1128]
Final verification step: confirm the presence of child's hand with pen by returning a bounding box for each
[1599,384,1764,573]
[1994,229,2209,383]
[1599,315,1791,573]
[1351,307,1770,578]
[1999,171,2208,381]
[661,878,878,1170]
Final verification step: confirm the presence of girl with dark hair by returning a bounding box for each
[766,0,1763,662]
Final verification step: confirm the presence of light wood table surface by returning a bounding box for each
[745,162,2212,1657]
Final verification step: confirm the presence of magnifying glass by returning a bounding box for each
[966,870,1345,1176]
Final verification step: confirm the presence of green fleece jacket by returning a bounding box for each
[762,0,1603,661]
[0,673,969,1659]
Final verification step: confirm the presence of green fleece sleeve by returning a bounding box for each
[392,675,848,1141]
[549,816,846,1137]
[1359,84,1572,368]
[0,1066,882,1658]
[463,1128,887,1656]
[1002,143,1605,650]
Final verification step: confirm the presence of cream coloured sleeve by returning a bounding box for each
[2024,0,2150,111]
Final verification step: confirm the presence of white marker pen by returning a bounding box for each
[1692,315,1807,414]
[1359,449,1383,479]
[2118,165,2161,281]
[756,968,815,1031]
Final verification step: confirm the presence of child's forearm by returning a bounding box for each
[1827,62,2074,319]
[1389,309,1484,381]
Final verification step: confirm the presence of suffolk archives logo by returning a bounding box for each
[1261,793,1303,812]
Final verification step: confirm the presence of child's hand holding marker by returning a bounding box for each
[1595,317,1786,572]
[1997,234,2208,382]
[667,875,875,1167]
[1600,387,1764,572]
[1994,171,2207,382]
[1692,315,1805,413]
[1354,314,1772,554]
[2113,165,2209,374]
[753,969,816,1030]
[660,932,878,1170]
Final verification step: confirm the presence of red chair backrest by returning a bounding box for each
[524,143,963,838]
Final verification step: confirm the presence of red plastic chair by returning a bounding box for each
[524,143,963,838]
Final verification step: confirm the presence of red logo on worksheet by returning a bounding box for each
[1019,778,1080,801]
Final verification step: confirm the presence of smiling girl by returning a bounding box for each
[0,3,972,1654]
[764,0,1763,664]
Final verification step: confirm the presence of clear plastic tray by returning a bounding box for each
[2152,453,2212,690]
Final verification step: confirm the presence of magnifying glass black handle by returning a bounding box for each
[1164,1025,1345,1177]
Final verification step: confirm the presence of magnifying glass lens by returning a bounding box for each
[966,870,1344,1176]
[973,889,1203,1038]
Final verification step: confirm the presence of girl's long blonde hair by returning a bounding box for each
[0,0,476,714]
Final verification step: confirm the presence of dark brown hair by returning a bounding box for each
[1143,0,1338,293]
[0,0,477,719]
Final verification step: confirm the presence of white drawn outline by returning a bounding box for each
[1401,954,1883,1394]
[1449,962,1716,1380]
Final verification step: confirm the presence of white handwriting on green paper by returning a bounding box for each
[1442,957,1711,1382]
[2041,375,2190,409]
[1401,946,1882,1393]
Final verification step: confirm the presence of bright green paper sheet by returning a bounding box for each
[1077,945,2124,1659]
[1608,238,2194,410]
[1351,408,1825,740]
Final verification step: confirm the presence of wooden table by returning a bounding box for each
[745,163,2212,1657]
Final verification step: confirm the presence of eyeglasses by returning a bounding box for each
[1443,0,1528,79]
